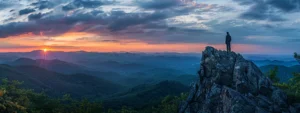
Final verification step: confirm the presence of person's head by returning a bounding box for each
[227,32,229,35]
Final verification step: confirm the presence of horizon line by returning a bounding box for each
[0,49,295,56]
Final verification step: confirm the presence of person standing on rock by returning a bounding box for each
[226,32,232,52]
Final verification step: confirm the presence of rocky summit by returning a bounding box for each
[179,47,299,113]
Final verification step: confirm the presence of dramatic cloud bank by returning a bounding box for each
[0,0,299,53]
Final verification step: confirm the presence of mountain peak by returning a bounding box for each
[179,46,297,113]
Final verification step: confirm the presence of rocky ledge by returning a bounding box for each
[179,47,299,113]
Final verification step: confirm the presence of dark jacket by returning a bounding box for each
[226,34,231,44]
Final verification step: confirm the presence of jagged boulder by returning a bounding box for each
[179,46,298,113]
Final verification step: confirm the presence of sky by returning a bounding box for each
[0,0,299,54]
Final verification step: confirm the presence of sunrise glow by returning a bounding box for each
[0,0,298,54]
[0,1,299,112]
[43,48,48,52]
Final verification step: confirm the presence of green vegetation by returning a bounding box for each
[0,78,104,113]
[0,79,29,113]
[0,78,188,113]
[104,81,188,109]
[268,53,300,104]
[105,93,188,113]
[274,72,300,104]
[267,66,280,83]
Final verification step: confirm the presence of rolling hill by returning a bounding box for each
[103,81,189,109]
[9,58,89,74]
[0,64,123,98]
[253,60,299,67]
[7,58,133,86]
[260,65,300,82]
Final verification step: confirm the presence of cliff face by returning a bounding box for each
[179,47,298,113]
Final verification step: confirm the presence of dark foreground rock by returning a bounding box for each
[179,47,299,113]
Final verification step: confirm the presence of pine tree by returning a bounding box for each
[267,66,280,83]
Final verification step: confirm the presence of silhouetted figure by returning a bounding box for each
[226,32,232,52]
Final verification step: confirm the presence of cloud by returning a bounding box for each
[140,27,219,44]
[105,5,196,31]
[0,0,298,53]
[0,42,37,49]
[31,0,55,10]
[267,0,299,12]
[5,0,296,46]
[204,18,300,49]
[62,0,114,11]
[19,8,35,15]
[0,6,214,45]
[0,0,281,46]
[0,11,126,38]
[91,10,104,16]
[100,40,121,43]
[0,16,71,38]
[0,2,13,10]
[0,0,207,43]
[108,11,168,31]
[28,13,45,20]
[233,0,256,5]
[234,0,300,12]
[285,38,300,43]
[137,0,181,9]
[240,3,286,21]
[43,45,81,49]
[234,0,300,21]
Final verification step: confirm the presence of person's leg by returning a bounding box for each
[229,43,231,52]
[226,44,229,52]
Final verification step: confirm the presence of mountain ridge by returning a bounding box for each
[9,57,89,74]
[103,80,189,109]
[179,46,298,113]
[260,65,300,82]
[0,64,123,98]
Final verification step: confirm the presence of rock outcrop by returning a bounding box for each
[179,47,298,113]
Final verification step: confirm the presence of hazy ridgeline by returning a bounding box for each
[0,51,298,88]
[0,51,299,112]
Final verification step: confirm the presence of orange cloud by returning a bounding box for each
[0,31,281,54]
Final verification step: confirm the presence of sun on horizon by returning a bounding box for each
[43,48,48,52]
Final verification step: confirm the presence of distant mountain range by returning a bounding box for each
[253,60,299,67]
[6,57,300,84]
[0,57,197,101]
[0,64,122,98]
[0,51,297,77]
[6,58,197,86]
[0,50,299,111]
[260,65,300,82]
[0,54,298,103]
[9,58,89,74]
[0,60,192,106]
